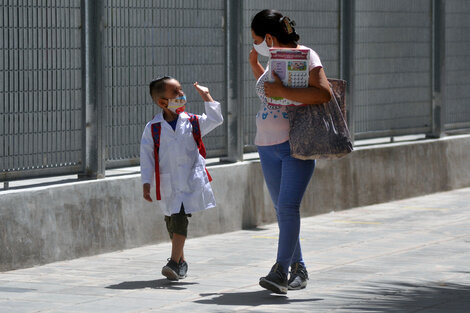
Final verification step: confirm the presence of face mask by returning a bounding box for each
[167,95,187,114]
[253,38,271,57]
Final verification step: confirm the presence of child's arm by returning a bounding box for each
[194,82,214,102]
[143,183,152,202]
[193,82,224,137]
[140,124,155,202]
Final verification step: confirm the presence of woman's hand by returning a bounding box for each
[194,82,214,102]
[249,48,259,65]
[264,71,286,98]
[249,48,265,80]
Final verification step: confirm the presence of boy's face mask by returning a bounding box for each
[167,95,187,114]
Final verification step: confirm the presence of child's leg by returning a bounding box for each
[165,205,189,263]
[171,233,186,262]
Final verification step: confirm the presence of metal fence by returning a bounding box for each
[1,0,470,182]
[444,0,470,131]
[104,0,227,168]
[353,0,433,139]
[1,0,83,181]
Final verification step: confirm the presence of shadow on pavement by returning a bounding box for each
[341,281,470,312]
[195,290,323,306]
[106,279,198,291]
[3,178,78,191]
[243,226,269,232]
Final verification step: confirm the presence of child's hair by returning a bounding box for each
[149,76,174,99]
[251,9,299,45]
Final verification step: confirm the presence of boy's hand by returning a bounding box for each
[194,82,214,102]
[143,183,152,202]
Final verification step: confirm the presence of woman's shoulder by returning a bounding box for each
[299,45,322,70]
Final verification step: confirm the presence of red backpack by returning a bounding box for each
[150,114,212,200]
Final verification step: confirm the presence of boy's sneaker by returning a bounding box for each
[288,262,309,290]
[259,263,288,294]
[162,259,179,281]
[178,260,188,279]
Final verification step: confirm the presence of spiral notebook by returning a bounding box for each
[267,48,310,106]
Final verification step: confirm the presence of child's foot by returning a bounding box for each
[288,262,309,290]
[162,259,179,281]
[178,260,188,279]
[259,263,288,294]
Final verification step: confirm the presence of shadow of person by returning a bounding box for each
[106,279,198,291]
[342,281,470,312]
[195,290,323,306]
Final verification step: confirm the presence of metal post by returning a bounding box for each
[340,0,355,143]
[429,0,445,138]
[222,0,244,162]
[80,0,106,179]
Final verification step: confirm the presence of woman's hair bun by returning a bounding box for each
[281,16,295,35]
[251,9,300,45]
[280,16,299,43]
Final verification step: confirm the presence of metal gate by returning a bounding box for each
[1,0,470,183]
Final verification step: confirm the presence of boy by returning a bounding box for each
[140,76,223,280]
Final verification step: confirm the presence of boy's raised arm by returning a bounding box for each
[193,82,224,137]
[194,82,213,102]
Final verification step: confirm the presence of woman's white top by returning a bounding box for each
[254,45,323,146]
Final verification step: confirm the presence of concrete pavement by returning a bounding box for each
[1,187,469,312]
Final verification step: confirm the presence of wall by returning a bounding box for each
[1,135,470,271]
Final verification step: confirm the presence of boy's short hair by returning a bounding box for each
[149,76,173,99]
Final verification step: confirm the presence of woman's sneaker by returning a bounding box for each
[259,263,288,294]
[178,260,188,279]
[161,259,179,281]
[288,262,309,290]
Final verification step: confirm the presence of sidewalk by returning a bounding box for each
[1,188,469,313]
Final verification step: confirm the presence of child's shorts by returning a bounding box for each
[164,204,191,239]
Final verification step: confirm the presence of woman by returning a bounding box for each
[249,9,332,294]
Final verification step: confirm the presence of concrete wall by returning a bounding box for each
[1,135,470,271]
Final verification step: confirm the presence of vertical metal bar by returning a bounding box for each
[340,0,355,143]
[80,0,106,179]
[0,4,4,173]
[45,3,49,168]
[223,0,243,162]
[429,0,445,138]
[15,3,18,168]
[35,0,40,169]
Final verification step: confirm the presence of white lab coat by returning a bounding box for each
[140,101,224,216]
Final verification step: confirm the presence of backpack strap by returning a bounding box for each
[188,114,212,182]
[150,122,162,200]
[151,116,212,202]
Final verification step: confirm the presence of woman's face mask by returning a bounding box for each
[253,37,272,57]
[167,95,187,114]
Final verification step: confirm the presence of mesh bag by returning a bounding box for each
[286,79,353,160]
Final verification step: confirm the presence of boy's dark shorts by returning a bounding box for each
[164,205,191,239]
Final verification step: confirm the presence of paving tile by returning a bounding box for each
[1,187,470,312]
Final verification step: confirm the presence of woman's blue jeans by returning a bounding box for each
[257,141,315,274]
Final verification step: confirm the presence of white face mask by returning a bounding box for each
[253,38,272,57]
[167,95,186,114]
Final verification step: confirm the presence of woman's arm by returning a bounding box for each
[249,48,265,80]
[264,66,332,105]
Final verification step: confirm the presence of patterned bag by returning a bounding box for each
[286,79,353,160]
